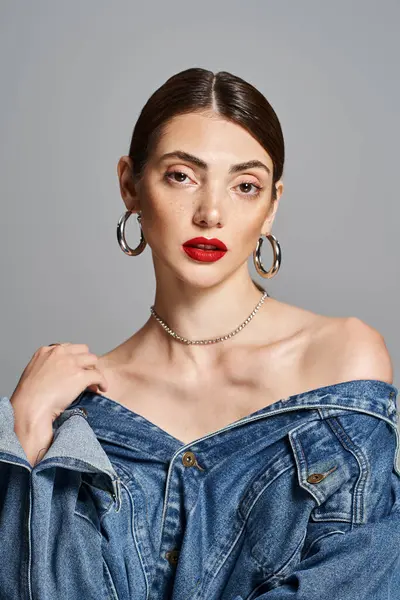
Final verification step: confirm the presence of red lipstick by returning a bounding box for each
[182,236,228,263]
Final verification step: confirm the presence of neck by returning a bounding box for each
[141,271,271,373]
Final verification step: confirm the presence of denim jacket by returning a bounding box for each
[1,378,400,600]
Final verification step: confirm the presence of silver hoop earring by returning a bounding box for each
[117,210,147,256]
[253,233,281,279]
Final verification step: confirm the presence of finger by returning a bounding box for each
[75,353,100,369]
[83,367,108,393]
[46,343,90,353]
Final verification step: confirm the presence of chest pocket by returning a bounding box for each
[288,415,366,524]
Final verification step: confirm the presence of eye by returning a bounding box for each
[235,181,263,197]
[164,170,192,184]
[164,170,263,197]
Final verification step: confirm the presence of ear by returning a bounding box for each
[261,180,284,233]
[117,156,141,212]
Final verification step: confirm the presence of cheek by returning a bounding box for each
[236,215,264,245]
[140,189,189,243]
[149,178,198,216]
[242,229,262,255]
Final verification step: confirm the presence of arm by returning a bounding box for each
[11,394,54,466]
[250,509,400,599]
[248,320,400,599]
[0,395,121,600]
[233,410,400,600]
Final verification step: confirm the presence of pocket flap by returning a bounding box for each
[289,418,360,522]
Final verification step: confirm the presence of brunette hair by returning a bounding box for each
[127,67,285,292]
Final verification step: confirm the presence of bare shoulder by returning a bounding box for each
[304,315,394,385]
[341,317,394,383]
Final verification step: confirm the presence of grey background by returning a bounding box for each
[1,1,399,400]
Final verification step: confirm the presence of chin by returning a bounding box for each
[175,266,227,291]
[153,249,230,290]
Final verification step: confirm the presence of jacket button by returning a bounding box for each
[165,549,180,565]
[182,451,196,467]
[307,473,325,483]
[79,407,88,416]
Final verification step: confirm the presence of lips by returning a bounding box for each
[183,237,227,251]
[182,237,227,263]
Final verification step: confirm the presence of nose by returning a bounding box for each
[192,186,224,229]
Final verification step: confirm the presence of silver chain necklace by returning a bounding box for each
[150,290,269,345]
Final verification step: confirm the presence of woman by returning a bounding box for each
[2,68,399,600]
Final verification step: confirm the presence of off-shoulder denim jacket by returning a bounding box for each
[1,379,400,600]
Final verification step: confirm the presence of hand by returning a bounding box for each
[10,343,108,425]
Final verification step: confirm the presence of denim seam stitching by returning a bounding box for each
[325,416,369,525]
[27,473,33,600]
[73,510,102,538]
[292,429,325,505]
[102,557,120,600]
[246,467,299,568]
[239,454,293,519]
[301,529,345,562]
[194,462,297,599]
[119,479,150,600]
[190,521,247,600]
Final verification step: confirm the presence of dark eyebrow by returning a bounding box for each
[159,151,271,176]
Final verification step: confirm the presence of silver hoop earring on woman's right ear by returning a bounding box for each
[117,210,147,256]
[253,233,281,278]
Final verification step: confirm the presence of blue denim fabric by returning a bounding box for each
[1,378,400,599]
